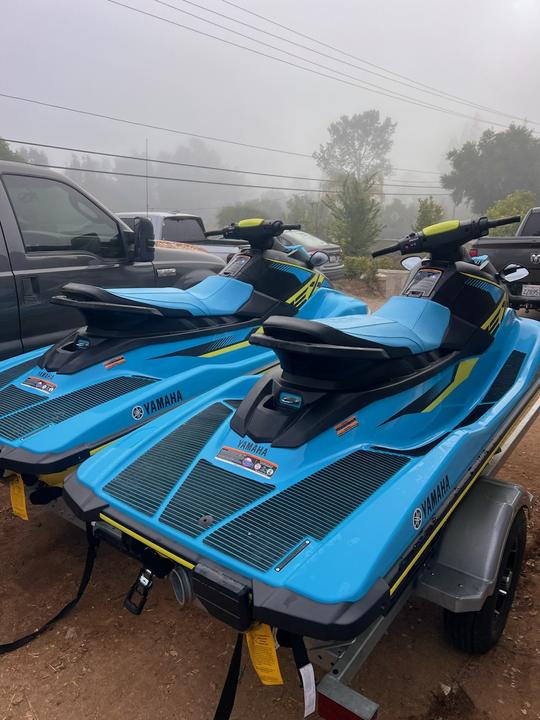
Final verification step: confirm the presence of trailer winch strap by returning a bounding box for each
[0,522,98,655]
[212,632,243,720]
[212,631,315,719]
[277,631,316,717]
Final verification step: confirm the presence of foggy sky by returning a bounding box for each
[1,0,539,220]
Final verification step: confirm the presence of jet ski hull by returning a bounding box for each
[65,309,540,639]
[0,288,367,480]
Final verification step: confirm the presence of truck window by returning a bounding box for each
[2,174,124,258]
[162,217,205,243]
[521,212,540,237]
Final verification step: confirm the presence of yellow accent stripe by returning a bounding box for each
[390,390,540,595]
[286,272,324,307]
[422,358,479,413]
[481,299,506,332]
[201,339,251,358]
[99,513,196,569]
[460,272,501,288]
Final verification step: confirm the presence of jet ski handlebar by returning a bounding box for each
[205,219,301,250]
[372,216,521,260]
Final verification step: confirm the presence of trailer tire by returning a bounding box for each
[443,507,527,655]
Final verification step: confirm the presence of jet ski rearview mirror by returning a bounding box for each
[309,251,330,267]
[401,256,422,271]
[500,264,529,283]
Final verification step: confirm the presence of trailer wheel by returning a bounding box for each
[443,507,527,654]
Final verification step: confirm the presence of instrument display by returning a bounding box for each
[222,254,251,276]
[404,268,442,297]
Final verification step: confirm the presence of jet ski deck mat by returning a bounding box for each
[0,376,156,441]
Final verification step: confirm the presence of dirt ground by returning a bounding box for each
[0,294,539,720]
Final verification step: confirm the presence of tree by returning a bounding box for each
[441,124,540,213]
[216,196,286,227]
[286,194,330,237]
[413,196,445,232]
[313,111,396,179]
[380,198,417,239]
[17,147,48,165]
[324,174,382,255]
[0,138,24,162]
[485,190,536,236]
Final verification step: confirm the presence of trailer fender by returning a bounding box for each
[415,476,532,613]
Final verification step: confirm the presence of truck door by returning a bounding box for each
[0,220,22,360]
[162,216,240,262]
[0,172,155,351]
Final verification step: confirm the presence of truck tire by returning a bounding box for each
[443,507,527,654]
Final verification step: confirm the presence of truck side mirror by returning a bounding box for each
[133,217,155,262]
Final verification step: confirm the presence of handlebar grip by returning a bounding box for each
[488,215,521,229]
[281,224,301,231]
[372,243,400,258]
[204,229,226,237]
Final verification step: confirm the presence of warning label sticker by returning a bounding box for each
[216,446,277,479]
[246,623,283,686]
[21,376,56,395]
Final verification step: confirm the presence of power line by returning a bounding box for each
[111,0,530,131]
[175,0,536,126]
[0,92,310,158]
[153,0,502,123]
[25,161,451,196]
[221,0,535,126]
[4,138,329,183]
[6,138,442,187]
[0,92,443,175]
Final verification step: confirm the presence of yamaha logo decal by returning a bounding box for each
[412,507,423,530]
[132,405,145,421]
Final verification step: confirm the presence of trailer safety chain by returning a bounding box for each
[0,522,98,655]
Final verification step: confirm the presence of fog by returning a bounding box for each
[1,0,539,226]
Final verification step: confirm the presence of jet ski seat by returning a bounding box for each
[59,276,254,317]
[258,296,451,358]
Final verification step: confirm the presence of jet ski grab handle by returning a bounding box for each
[372,216,521,260]
[205,219,301,250]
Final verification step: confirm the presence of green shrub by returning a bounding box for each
[344,255,400,289]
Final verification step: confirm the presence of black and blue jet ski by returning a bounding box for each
[0,219,366,494]
[65,215,540,643]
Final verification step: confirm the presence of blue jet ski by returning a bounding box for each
[0,219,366,498]
[65,215,540,646]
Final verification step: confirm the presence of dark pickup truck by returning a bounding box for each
[0,161,224,360]
[471,208,540,310]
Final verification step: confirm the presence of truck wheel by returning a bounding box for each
[443,507,527,654]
